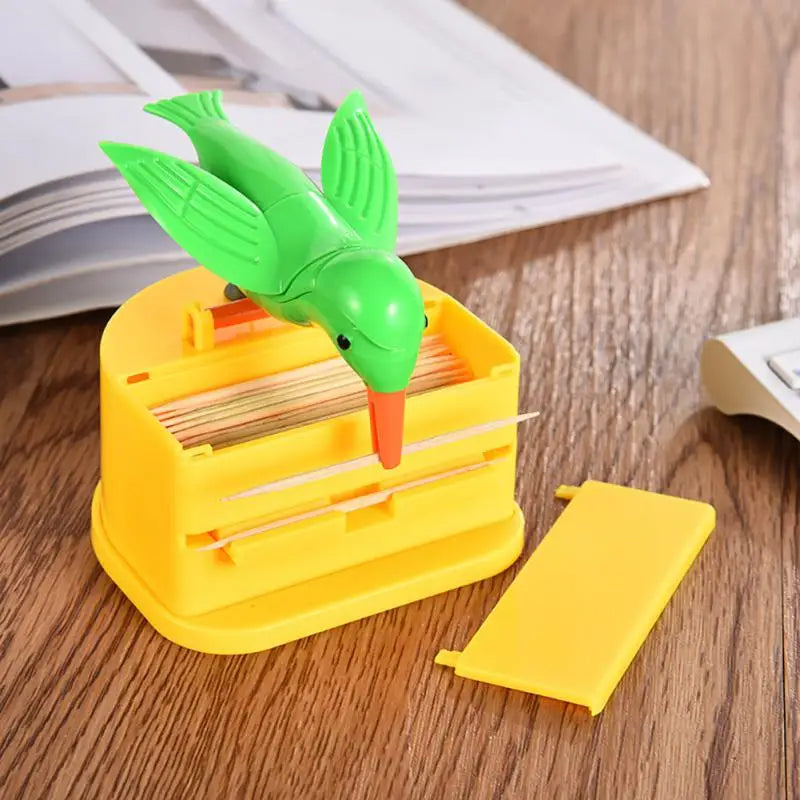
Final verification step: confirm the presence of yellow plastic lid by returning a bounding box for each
[435,480,715,714]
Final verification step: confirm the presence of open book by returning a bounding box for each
[0,0,708,325]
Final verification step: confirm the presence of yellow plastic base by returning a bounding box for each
[92,485,524,655]
[93,269,525,654]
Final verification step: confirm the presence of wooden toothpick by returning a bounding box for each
[152,335,472,450]
[199,457,505,552]
[152,334,449,417]
[222,411,539,501]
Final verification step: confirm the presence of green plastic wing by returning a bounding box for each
[100,142,279,294]
[320,91,398,251]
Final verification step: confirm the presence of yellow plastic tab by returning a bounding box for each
[435,480,715,714]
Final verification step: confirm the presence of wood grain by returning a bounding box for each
[1,0,799,797]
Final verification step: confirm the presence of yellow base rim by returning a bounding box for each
[91,485,525,655]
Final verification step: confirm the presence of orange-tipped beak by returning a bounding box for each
[367,388,406,469]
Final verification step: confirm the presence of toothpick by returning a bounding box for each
[152,334,449,416]
[196,374,472,449]
[172,365,469,447]
[199,457,504,552]
[156,348,455,421]
[179,369,472,448]
[222,411,539,501]
[160,353,463,430]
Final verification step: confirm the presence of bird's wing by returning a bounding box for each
[320,91,398,251]
[100,142,281,294]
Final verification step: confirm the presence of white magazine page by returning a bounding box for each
[0,166,623,242]
[0,0,621,201]
[405,0,709,192]
[94,0,389,113]
[0,0,140,101]
[0,259,192,325]
[0,0,709,325]
[0,168,626,267]
[0,217,190,294]
[0,95,621,200]
[90,0,368,111]
[274,0,708,193]
[266,0,525,114]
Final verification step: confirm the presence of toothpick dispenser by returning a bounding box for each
[91,267,525,653]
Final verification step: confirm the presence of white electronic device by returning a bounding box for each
[700,317,800,441]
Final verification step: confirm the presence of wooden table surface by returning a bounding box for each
[2,0,799,798]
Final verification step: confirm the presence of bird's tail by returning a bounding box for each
[144,90,229,133]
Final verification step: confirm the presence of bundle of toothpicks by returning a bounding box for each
[152,334,470,449]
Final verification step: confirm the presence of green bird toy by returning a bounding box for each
[100,89,426,469]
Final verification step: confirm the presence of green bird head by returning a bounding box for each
[310,249,426,468]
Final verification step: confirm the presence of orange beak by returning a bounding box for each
[367,388,406,469]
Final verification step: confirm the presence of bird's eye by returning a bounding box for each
[336,334,351,350]
[424,314,429,328]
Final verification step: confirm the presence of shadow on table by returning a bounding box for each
[665,405,799,550]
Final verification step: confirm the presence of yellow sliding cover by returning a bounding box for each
[436,480,715,714]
